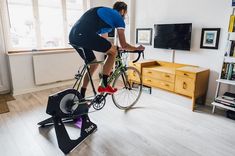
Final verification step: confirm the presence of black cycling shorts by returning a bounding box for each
[69,31,112,63]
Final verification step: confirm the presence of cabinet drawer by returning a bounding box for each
[143,77,174,92]
[157,80,174,92]
[176,70,196,79]
[128,70,141,83]
[143,69,175,82]
[143,77,158,88]
[175,76,195,97]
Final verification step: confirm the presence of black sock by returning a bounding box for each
[102,75,109,87]
[80,87,86,98]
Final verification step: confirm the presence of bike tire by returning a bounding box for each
[112,66,142,110]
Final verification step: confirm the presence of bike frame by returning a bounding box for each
[72,52,127,99]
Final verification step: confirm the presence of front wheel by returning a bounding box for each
[112,66,142,110]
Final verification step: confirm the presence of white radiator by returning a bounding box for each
[33,52,82,85]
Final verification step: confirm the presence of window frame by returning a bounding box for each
[4,0,89,53]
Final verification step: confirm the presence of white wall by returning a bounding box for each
[8,51,84,95]
[134,0,232,102]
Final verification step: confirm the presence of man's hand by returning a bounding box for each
[136,45,145,51]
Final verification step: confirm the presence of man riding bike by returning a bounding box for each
[69,1,145,98]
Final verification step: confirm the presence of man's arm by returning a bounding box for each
[117,29,137,51]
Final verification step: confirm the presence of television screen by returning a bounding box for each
[154,23,192,51]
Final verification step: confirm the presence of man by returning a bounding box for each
[69,1,145,98]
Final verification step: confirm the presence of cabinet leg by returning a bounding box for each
[192,97,196,111]
[201,94,207,105]
[196,94,207,105]
[212,105,216,114]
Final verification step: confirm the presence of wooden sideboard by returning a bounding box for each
[129,60,210,111]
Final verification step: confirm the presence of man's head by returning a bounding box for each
[113,1,127,19]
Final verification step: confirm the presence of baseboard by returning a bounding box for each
[0,90,10,94]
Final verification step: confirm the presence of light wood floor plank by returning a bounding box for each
[1,86,235,156]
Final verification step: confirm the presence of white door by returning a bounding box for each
[0,12,10,93]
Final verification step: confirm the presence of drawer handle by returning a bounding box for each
[184,73,189,76]
[148,71,152,74]
[165,74,170,78]
[146,79,152,82]
[183,82,187,89]
[161,82,169,87]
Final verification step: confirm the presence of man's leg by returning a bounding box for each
[82,60,99,88]
[74,32,117,94]
[103,45,117,75]
[80,60,98,98]
[98,45,118,93]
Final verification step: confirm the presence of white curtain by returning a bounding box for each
[0,1,10,93]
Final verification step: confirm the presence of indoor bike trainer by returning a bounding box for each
[38,88,97,154]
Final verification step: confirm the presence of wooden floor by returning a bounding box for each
[1,86,235,156]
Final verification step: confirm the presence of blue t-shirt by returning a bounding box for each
[97,7,125,34]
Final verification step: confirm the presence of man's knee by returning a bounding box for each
[90,60,99,71]
[106,45,117,57]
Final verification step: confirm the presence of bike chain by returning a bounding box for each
[67,94,106,118]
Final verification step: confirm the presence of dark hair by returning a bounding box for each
[113,1,127,12]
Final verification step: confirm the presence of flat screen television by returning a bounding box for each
[154,23,192,51]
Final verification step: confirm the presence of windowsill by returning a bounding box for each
[8,48,75,56]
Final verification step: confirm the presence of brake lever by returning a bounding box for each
[132,51,142,63]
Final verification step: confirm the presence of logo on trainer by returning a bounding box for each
[85,125,95,133]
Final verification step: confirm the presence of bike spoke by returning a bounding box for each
[112,67,142,109]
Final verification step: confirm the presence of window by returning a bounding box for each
[6,0,86,51]
[7,0,36,49]
[66,0,84,34]
[38,0,64,48]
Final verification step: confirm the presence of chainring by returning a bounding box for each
[92,95,106,110]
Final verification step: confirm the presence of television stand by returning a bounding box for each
[129,60,210,111]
